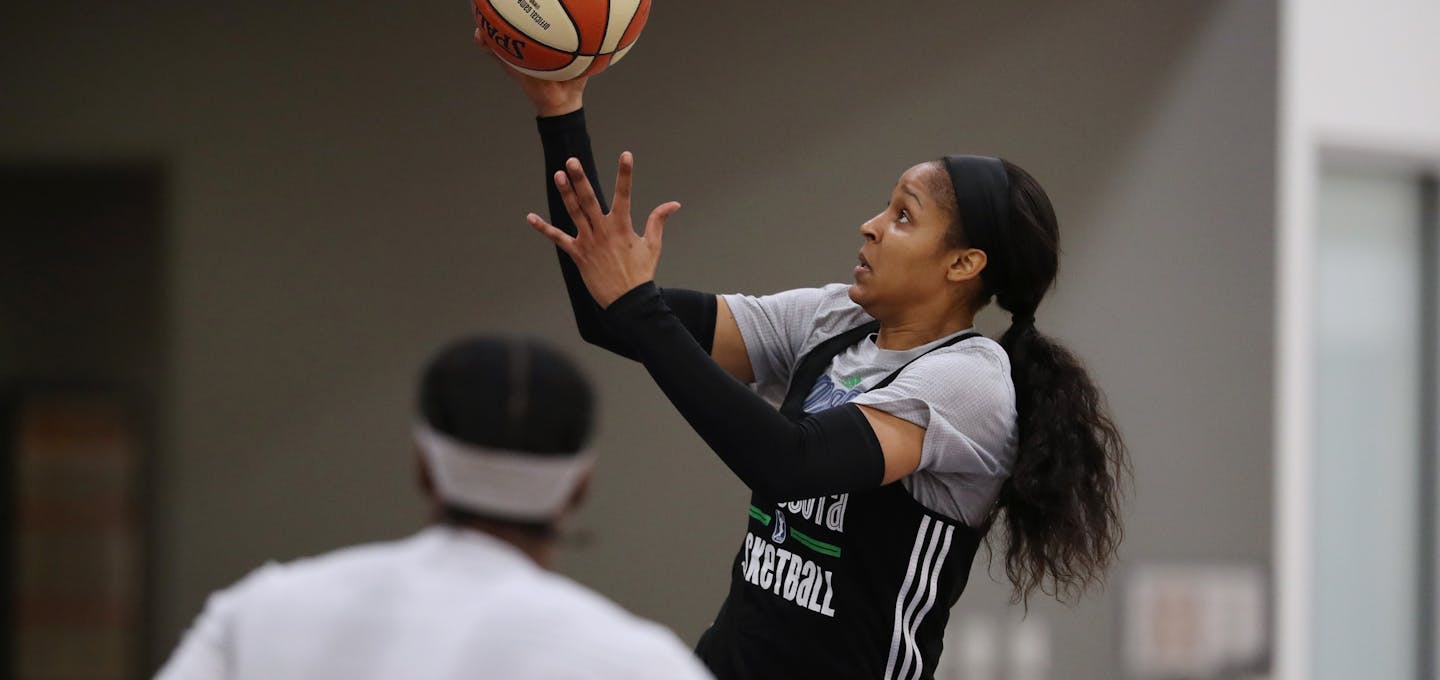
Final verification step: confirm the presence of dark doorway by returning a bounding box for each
[1,164,165,680]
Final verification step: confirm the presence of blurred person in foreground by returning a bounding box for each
[156,335,711,679]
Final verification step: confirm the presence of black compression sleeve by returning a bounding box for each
[602,282,886,501]
[536,111,717,357]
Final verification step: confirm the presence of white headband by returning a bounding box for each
[414,422,595,522]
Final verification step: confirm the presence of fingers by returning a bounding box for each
[477,34,524,86]
[612,151,633,217]
[526,212,578,256]
[553,170,594,239]
[643,201,682,249]
[475,31,501,63]
[564,158,608,227]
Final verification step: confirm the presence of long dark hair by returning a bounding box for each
[930,160,1129,607]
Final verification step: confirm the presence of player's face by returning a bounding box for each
[850,162,965,316]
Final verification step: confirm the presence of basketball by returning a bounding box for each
[473,0,651,81]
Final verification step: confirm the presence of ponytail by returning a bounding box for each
[990,161,1128,606]
[992,321,1127,605]
[932,158,1129,606]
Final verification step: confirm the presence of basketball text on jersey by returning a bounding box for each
[743,494,849,617]
[780,493,848,532]
[740,532,836,617]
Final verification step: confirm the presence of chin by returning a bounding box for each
[847,283,870,309]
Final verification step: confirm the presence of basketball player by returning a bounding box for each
[156,336,712,680]
[496,58,1129,680]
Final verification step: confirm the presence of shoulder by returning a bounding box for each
[519,571,669,642]
[797,283,874,346]
[860,335,1014,414]
[253,536,413,586]
[507,573,710,677]
[808,283,867,321]
[720,284,870,389]
[722,283,854,321]
[921,336,1011,382]
[207,534,427,616]
[857,335,1019,521]
[180,559,288,628]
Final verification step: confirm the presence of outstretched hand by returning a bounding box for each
[527,152,682,308]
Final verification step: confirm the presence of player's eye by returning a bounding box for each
[897,209,911,223]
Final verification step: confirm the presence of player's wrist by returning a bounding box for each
[535,96,583,118]
[598,280,658,314]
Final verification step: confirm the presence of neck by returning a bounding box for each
[873,304,975,351]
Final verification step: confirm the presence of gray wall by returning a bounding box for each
[0,1,1276,677]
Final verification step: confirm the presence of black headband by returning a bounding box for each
[942,155,1012,288]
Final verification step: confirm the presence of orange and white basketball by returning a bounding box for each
[474,0,651,81]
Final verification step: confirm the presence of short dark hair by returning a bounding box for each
[417,336,595,530]
[418,335,594,454]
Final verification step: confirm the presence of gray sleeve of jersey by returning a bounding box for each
[720,286,839,394]
[848,345,1018,525]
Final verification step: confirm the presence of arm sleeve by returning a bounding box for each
[536,110,716,359]
[603,282,886,501]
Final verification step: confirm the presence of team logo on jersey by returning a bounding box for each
[772,509,787,544]
[803,374,865,414]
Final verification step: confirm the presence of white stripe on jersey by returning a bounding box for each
[895,522,944,678]
[897,523,955,680]
[884,517,933,679]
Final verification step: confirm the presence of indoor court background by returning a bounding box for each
[1,1,1436,678]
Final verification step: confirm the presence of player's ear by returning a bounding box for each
[946,247,987,283]
[564,471,593,513]
[552,469,593,518]
[415,447,437,500]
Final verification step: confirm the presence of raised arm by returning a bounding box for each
[535,111,730,362]
[486,47,753,379]
[527,155,922,500]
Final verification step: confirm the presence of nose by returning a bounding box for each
[859,213,880,242]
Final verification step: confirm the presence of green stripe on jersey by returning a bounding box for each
[748,504,772,526]
[749,504,842,557]
[789,527,842,558]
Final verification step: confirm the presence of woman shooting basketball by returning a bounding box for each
[500,61,1128,680]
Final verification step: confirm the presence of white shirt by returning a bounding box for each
[156,527,712,680]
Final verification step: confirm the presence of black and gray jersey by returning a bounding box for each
[696,322,986,680]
